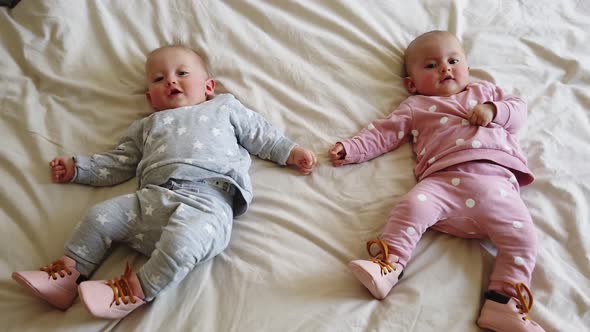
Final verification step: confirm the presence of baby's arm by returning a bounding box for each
[49,156,76,183]
[229,97,316,174]
[470,82,527,133]
[329,103,413,167]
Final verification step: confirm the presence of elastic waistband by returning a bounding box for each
[202,179,237,195]
[159,178,236,196]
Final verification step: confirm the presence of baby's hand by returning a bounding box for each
[49,156,76,183]
[468,103,497,127]
[328,143,346,167]
[287,146,317,175]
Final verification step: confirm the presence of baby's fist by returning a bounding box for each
[287,146,317,175]
[49,156,76,183]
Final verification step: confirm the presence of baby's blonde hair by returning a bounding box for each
[146,44,210,77]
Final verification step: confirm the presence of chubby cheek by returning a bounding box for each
[416,73,439,91]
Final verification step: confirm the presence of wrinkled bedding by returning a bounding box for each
[1,1,588,331]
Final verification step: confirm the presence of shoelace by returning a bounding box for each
[506,282,534,320]
[40,260,73,280]
[366,239,397,275]
[107,264,137,306]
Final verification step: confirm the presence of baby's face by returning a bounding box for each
[404,33,469,97]
[145,47,214,111]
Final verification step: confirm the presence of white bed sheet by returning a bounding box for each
[1,1,588,331]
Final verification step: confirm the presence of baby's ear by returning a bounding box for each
[205,79,216,96]
[403,77,417,94]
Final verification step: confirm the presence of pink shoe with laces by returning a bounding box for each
[78,263,146,319]
[12,256,81,310]
[348,239,404,300]
[477,282,546,332]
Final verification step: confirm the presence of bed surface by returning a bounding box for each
[1,1,588,331]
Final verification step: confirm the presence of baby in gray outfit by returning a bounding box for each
[12,45,316,319]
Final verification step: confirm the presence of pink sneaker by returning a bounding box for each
[78,263,146,319]
[12,256,81,310]
[477,282,546,332]
[348,239,404,299]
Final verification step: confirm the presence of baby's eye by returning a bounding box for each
[153,77,163,83]
[449,59,460,65]
[424,63,436,69]
[178,71,189,76]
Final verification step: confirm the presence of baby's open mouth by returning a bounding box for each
[169,88,182,96]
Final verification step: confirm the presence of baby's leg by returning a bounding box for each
[64,193,142,277]
[480,195,537,297]
[381,177,448,266]
[136,185,234,301]
[349,177,446,299]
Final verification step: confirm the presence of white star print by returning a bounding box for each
[177,127,187,136]
[105,237,112,247]
[135,233,145,241]
[145,205,154,216]
[146,135,154,145]
[151,274,162,285]
[163,116,174,125]
[117,156,128,163]
[212,128,221,136]
[156,144,168,154]
[132,243,141,250]
[204,224,215,235]
[193,140,204,150]
[75,245,89,255]
[98,168,110,178]
[97,214,109,225]
[199,115,209,122]
[368,123,375,130]
[125,210,137,221]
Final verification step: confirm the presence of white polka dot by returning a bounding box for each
[468,100,477,108]
[420,148,426,156]
[509,175,517,183]
[462,119,470,126]
[514,256,525,266]
[512,221,523,229]
[368,123,375,130]
[406,227,416,235]
[451,178,461,186]
[417,194,427,202]
[465,199,476,208]
[428,157,436,164]
[499,189,508,197]
[471,140,482,148]
[398,131,404,139]
[428,105,437,112]
[440,116,449,124]
[456,138,465,146]
[411,130,419,136]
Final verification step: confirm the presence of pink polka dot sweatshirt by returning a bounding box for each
[339,80,534,186]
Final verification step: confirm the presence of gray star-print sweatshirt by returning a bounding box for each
[73,93,296,216]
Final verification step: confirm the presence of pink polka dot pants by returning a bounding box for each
[381,161,537,294]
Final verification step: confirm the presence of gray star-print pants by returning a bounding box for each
[64,179,234,300]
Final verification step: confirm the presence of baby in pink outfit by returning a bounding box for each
[329,31,545,332]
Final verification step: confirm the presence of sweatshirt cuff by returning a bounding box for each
[272,138,297,165]
[489,101,510,127]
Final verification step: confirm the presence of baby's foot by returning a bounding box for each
[78,263,145,319]
[477,283,545,332]
[12,256,81,310]
[348,239,404,299]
